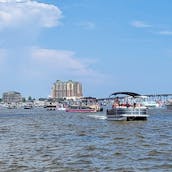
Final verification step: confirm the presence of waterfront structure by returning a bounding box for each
[51,80,83,100]
[2,91,22,103]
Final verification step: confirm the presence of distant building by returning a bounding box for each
[2,91,22,103]
[51,80,83,99]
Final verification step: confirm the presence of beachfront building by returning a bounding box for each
[51,80,83,100]
[2,91,22,103]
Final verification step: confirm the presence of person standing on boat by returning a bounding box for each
[112,97,120,108]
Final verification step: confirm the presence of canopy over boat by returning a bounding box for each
[110,92,141,97]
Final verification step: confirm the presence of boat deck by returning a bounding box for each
[106,107,148,121]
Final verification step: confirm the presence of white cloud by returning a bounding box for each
[31,48,99,76]
[0,0,62,29]
[131,20,152,28]
[157,30,172,35]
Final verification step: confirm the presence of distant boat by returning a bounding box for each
[44,105,56,111]
[7,104,17,109]
[141,96,160,108]
[87,104,103,112]
[24,105,33,109]
[66,105,96,113]
[23,103,33,109]
[166,99,172,110]
[80,97,103,112]
[57,107,66,111]
[106,92,149,121]
[56,104,66,111]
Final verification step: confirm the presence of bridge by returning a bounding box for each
[97,94,172,101]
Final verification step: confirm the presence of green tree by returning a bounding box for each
[28,96,32,101]
[22,97,26,102]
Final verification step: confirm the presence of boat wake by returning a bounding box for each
[87,114,106,120]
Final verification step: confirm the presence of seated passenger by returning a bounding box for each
[112,97,121,108]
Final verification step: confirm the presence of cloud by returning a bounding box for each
[131,20,152,28]
[157,30,172,35]
[30,48,101,77]
[0,0,62,30]
[131,20,172,37]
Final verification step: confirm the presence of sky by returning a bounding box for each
[0,0,172,98]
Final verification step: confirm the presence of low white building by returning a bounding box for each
[2,91,22,103]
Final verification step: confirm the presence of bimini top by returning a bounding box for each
[110,92,141,97]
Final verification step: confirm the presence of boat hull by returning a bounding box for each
[66,109,96,113]
[106,107,148,121]
[166,104,172,110]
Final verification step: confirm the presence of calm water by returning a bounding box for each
[0,108,172,172]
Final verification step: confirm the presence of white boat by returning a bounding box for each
[57,107,66,111]
[23,102,34,109]
[166,99,172,110]
[106,92,149,121]
[66,105,96,113]
[141,96,160,108]
[24,104,33,109]
[56,104,66,111]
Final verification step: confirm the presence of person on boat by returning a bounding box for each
[112,97,120,108]
[126,102,130,108]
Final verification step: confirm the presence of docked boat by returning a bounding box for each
[106,92,149,121]
[66,105,96,113]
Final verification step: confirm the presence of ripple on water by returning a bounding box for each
[0,109,172,171]
[84,145,97,151]
[153,163,172,171]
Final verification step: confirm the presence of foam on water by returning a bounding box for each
[87,114,107,120]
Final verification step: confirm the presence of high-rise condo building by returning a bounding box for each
[51,80,83,99]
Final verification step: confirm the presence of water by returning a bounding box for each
[0,108,172,172]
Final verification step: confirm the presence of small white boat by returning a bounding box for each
[106,92,149,121]
[24,105,33,109]
[66,105,96,113]
[141,96,160,108]
[142,101,159,108]
[166,99,172,110]
[56,104,66,111]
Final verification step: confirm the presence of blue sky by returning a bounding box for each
[0,0,172,98]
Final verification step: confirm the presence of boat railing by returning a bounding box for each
[111,107,147,115]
